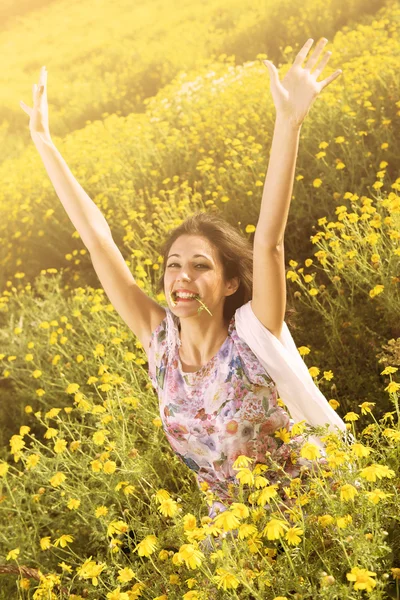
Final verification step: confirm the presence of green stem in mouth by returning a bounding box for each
[169,290,213,316]
[195,296,213,316]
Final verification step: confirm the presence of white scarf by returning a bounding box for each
[235,300,348,447]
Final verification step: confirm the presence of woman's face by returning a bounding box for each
[164,234,238,316]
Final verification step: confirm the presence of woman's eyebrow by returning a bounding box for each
[167,253,211,260]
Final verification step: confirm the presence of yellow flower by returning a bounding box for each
[230,502,249,519]
[6,548,20,561]
[300,442,321,461]
[360,463,395,482]
[386,381,400,394]
[213,510,240,532]
[340,484,358,502]
[344,412,359,422]
[275,427,291,443]
[19,577,30,590]
[117,567,135,583]
[45,408,62,419]
[95,506,108,518]
[365,489,391,505]
[337,515,352,529]
[212,568,240,591]
[359,402,375,415]
[0,462,9,477]
[285,526,304,545]
[327,450,349,469]
[158,498,179,518]
[103,460,117,474]
[177,544,204,570]
[183,514,197,531]
[391,568,400,580]
[91,459,103,473]
[329,399,340,410]
[383,428,400,441]
[44,427,58,439]
[54,534,74,548]
[54,439,68,454]
[76,556,106,586]
[318,514,334,527]
[351,443,372,458]
[107,520,129,537]
[66,383,80,394]
[106,587,130,600]
[234,467,254,486]
[49,472,66,487]
[290,420,307,436]
[381,366,398,375]
[67,498,81,510]
[154,488,171,504]
[93,430,107,445]
[135,535,158,557]
[263,518,289,540]
[10,435,25,454]
[40,537,52,550]
[346,567,376,592]
[238,523,258,539]
[369,284,384,298]
[257,484,279,505]
[308,366,320,378]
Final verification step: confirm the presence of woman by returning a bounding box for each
[20,38,343,548]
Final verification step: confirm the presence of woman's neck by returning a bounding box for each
[177,317,229,367]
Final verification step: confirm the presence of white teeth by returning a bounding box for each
[176,293,197,299]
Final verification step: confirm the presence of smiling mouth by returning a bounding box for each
[169,290,200,305]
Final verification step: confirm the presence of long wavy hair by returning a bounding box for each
[155,211,297,329]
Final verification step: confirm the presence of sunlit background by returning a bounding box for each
[0,0,400,597]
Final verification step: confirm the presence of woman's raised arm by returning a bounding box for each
[20,66,112,251]
[254,37,342,247]
[251,37,343,339]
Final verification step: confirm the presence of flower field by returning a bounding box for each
[0,0,400,597]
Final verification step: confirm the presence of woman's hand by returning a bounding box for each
[20,66,52,143]
[263,38,342,128]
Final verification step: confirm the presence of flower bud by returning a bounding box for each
[321,575,335,586]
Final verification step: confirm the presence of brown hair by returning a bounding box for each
[155,211,297,329]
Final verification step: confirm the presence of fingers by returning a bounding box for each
[293,38,314,66]
[313,51,332,78]
[303,38,329,71]
[32,67,47,103]
[319,69,343,91]
[19,100,32,117]
[21,66,47,114]
[263,60,280,86]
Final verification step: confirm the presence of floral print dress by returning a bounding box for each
[147,307,310,520]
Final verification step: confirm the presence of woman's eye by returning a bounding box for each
[167,264,208,269]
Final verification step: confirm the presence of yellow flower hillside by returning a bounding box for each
[0,0,400,598]
[0,2,399,291]
[2,0,389,161]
